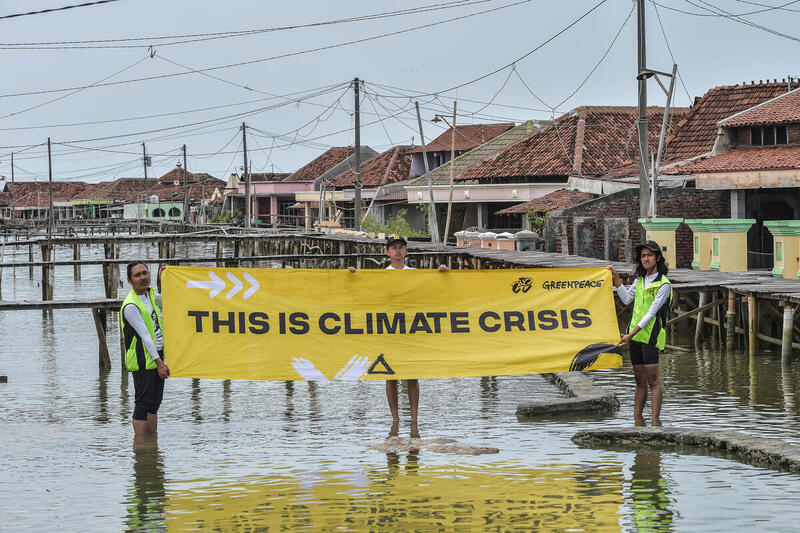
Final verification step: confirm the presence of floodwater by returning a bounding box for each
[3,241,800,531]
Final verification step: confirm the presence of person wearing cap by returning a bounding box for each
[608,240,673,426]
[348,234,448,438]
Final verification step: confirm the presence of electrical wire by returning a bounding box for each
[0,0,496,49]
[682,0,800,43]
[0,0,528,99]
[652,0,800,16]
[0,0,122,21]
[651,1,694,105]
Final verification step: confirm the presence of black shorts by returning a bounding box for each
[629,340,659,366]
[132,352,165,421]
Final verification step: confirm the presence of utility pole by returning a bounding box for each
[353,77,362,231]
[182,144,189,223]
[47,138,54,238]
[242,122,251,229]
[636,0,650,219]
[10,152,14,220]
[415,101,440,245]
[443,101,457,245]
[142,142,149,208]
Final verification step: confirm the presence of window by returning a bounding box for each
[152,208,165,217]
[751,125,789,146]
[168,207,181,217]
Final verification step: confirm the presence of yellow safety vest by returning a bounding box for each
[119,288,163,372]
[630,274,672,350]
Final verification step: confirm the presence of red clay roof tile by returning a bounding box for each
[720,87,800,127]
[673,145,800,173]
[409,123,514,153]
[495,189,593,215]
[283,147,354,182]
[459,106,688,180]
[331,145,412,187]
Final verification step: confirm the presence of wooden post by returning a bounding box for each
[28,244,34,279]
[748,293,757,356]
[92,308,112,371]
[40,243,53,318]
[339,241,345,269]
[782,302,795,364]
[695,291,708,345]
[726,289,737,348]
[216,240,223,268]
[73,243,81,280]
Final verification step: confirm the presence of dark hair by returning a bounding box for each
[126,261,148,282]
[634,250,668,278]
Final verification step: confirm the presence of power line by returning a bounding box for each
[652,0,800,16]
[0,0,528,100]
[0,0,495,49]
[0,0,122,21]
[682,0,800,43]
[651,1,694,104]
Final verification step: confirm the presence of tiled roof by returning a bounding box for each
[720,87,800,127]
[495,189,593,215]
[250,172,290,182]
[283,147,354,182]
[156,166,214,184]
[406,121,541,186]
[331,145,412,188]
[8,181,92,206]
[665,80,800,163]
[460,106,688,180]
[671,145,800,174]
[409,123,514,153]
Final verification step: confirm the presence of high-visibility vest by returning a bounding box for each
[630,274,672,350]
[119,288,163,372]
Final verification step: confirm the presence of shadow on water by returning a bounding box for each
[125,435,166,533]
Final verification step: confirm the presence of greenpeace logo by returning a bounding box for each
[542,280,604,290]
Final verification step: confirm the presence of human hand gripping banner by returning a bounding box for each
[162,266,622,381]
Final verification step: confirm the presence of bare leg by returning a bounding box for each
[386,380,399,436]
[643,364,662,424]
[407,379,420,438]
[146,413,158,434]
[633,365,648,420]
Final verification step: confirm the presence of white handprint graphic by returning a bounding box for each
[291,355,372,381]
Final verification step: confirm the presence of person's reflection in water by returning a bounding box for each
[222,379,232,422]
[94,369,109,423]
[629,449,674,532]
[125,435,166,532]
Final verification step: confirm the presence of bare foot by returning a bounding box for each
[634,415,646,427]
[652,417,662,427]
[388,421,399,437]
[410,423,420,439]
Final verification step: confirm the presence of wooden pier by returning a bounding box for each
[3,229,800,370]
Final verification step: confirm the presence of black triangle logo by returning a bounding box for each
[367,353,395,375]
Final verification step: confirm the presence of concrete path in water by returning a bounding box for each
[516,372,620,418]
[573,427,800,474]
[372,437,499,455]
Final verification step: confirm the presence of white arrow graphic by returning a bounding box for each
[186,272,225,298]
[242,272,259,300]
[226,272,243,299]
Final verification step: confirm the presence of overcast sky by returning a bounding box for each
[0,0,797,184]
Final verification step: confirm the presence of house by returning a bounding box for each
[494,188,594,230]
[409,123,515,177]
[404,121,541,235]
[3,180,93,220]
[328,145,415,228]
[273,145,377,228]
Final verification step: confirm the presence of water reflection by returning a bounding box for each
[191,378,202,422]
[94,368,109,423]
[125,435,166,532]
[163,460,625,531]
[627,449,674,532]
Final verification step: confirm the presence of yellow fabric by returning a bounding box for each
[162,266,621,381]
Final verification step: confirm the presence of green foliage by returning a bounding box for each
[362,208,427,237]
[525,206,547,234]
[210,210,243,223]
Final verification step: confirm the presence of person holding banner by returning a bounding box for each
[349,235,448,439]
[121,262,170,436]
[608,241,672,426]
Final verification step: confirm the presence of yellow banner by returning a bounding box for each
[162,266,621,380]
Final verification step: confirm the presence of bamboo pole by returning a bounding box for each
[782,302,795,364]
[726,289,736,348]
[748,293,757,356]
[695,291,709,345]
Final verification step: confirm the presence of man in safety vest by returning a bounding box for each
[121,262,170,436]
[609,241,672,426]
[348,235,448,439]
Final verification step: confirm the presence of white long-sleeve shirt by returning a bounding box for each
[614,273,671,331]
[123,291,163,363]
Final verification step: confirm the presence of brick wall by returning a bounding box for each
[553,188,730,267]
